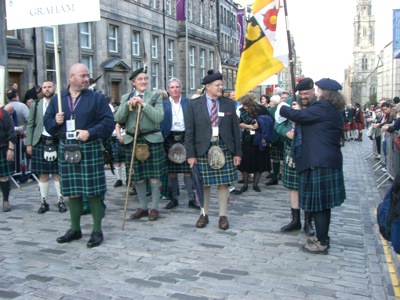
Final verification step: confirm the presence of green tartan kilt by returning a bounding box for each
[125,138,167,181]
[31,143,59,174]
[270,141,284,161]
[59,140,107,197]
[111,138,126,163]
[282,142,298,190]
[197,140,238,186]
[0,149,13,177]
[164,136,191,174]
[299,167,346,211]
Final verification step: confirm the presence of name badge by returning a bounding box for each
[218,112,225,117]
[212,126,219,137]
[250,130,255,135]
[66,119,76,131]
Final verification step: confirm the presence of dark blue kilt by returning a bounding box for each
[31,143,59,174]
[282,142,298,190]
[111,138,126,163]
[125,138,167,181]
[59,140,107,197]
[164,136,191,174]
[0,149,13,177]
[197,140,238,186]
[299,167,346,211]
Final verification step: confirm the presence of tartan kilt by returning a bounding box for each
[164,137,191,174]
[125,138,167,181]
[298,167,346,211]
[197,140,238,186]
[270,141,284,161]
[31,143,59,174]
[350,120,356,130]
[0,149,13,177]
[343,122,351,132]
[356,123,364,131]
[282,142,298,190]
[59,140,107,197]
[111,138,126,163]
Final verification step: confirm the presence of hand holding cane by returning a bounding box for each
[122,103,142,230]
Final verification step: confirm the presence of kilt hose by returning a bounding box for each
[270,140,284,161]
[58,139,107,197]
[31,143,59,174]
[125,137,167,181]
[298,167,346,212]
[111,138,126,163]
[196,140,237,186]
[0,149,13,177]
[164,135,191,174]
[282,141,298,190]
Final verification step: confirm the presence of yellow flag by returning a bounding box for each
[235,0,285,99]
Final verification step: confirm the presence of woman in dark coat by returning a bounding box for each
[278,78,346,255]
[236,93,271,193]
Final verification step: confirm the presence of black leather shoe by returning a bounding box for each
[253,186,261,192]
[87,232,103,248]
[165,199,179,209]
[129,186,137,196]
[57,229,82,244]
[265,179,278,186]
[114,179,123,188]
[231,189,242,195]
[188,199,201,210]
[240,186,248,193]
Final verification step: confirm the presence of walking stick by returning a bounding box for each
[122,104,142,230]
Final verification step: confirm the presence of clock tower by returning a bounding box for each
[351,0,376,105]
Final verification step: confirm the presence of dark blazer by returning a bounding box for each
[185,95,242,158]
[160,97,189,139]
[280,99,343,173]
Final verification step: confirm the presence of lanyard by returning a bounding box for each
[68,95,81,119]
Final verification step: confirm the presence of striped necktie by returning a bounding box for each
[210,99,218,126]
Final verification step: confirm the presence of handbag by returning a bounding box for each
[394,135,400,152]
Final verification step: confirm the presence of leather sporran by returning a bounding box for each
[43,145,57,162]
[168,143,186,164]
[64,144,81,164]
[135,144,150,163]
[207,145,226,170]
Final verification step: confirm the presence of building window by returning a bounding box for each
[209,51,215,70]
[168,65,174,79]
[44,26,58,44]
[151,63,159,90]
[189,46,195,90]
[200,49,205,79]
[132,31,140,56]
[166,0,172,15]
[151,35,159,59]
[200,1,204,25]
[81,55,93,75]
[362,56,368,71]
[167,40,174,61]
[6,30,18,39]
[108,25,118,53]
[46,52,56,81]
[209,6,213,28]
[188,0,193,21]
[151,0,157,9]
[132,60,141,71]
[80,22,92,49]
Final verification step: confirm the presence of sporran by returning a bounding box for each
[207,145,226,170]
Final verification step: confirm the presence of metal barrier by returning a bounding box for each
[376,132,400,188]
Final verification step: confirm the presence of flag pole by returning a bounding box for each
[53,25,62,113]
[282,0,296,102]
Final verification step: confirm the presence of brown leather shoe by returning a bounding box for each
[148,209,159,221]
[219,216,229,230]
[130,208,149,219]
[196,214,209,228]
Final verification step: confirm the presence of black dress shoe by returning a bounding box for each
[188,199,201,210]
[57,229,82,244]
[129,186,137,196]
[265,179,278,186]
[240,186,248,193]
[165,199,179,209]
[231,189,242,195]
[253,186,261,192]
[114,179,123,188]
[87,232,103,248]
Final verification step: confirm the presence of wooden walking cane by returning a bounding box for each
[122,103,142,230]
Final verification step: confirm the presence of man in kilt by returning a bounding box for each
[160,77,200,210]
[114,66,166,222]
[185,70,242,230]
[25,80,67,214]
[44,63,115,248]
[111,123,127,188]
[275,78,316,236]
[0,106,17,212]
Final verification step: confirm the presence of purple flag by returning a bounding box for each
[237,8,245,54]
[176,0,186,21]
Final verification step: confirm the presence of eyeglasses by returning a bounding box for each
[136,77,149,82]
[210,83,224,88]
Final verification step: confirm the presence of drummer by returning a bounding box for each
[114,66,166,222]
[160,77,200,210]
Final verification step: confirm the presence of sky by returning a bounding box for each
[237,0,400,84]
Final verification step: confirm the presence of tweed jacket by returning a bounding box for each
[114,90,164,144]
[160,97,189,139]
[25,99,48,147]
[280,99,344,173]
[185,94,242,158]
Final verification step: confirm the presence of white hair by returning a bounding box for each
[270,95,281,104]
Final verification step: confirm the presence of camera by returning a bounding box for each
[66,131,76,140]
